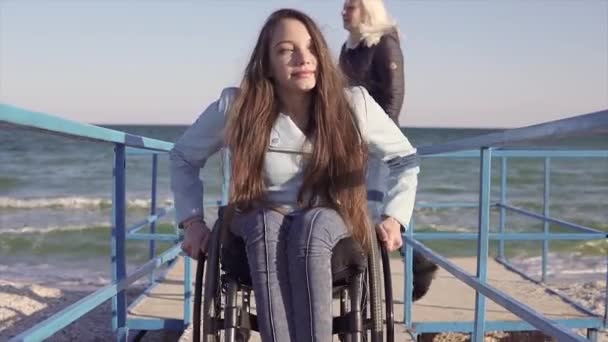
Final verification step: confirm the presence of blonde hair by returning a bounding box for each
[346,0,399,48]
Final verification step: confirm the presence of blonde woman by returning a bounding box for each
[340,0,438,302]
[340,0,404,124]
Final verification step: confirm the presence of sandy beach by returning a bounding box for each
[0,279,185,341]
[0,261,181,341]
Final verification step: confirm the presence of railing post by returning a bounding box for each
[498,157,507,260]
[183,257,192,328]
[222,148,231,204]
[404,218,414,328]
[473,147,492,342]
[541,157,551,282]
[604,253,608,328]
[149,153,158,285]
[182,151,192,327]
[587,328,598,342]
[111,143,128,341]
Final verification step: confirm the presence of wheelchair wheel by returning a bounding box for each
[337,237,394,342]
[201,224,224,342]
[368,237,384,342]
[380,242,395,342]
[193,252,206,342]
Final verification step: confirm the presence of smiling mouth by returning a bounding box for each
[292,71,314,78]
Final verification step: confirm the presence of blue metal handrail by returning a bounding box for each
[403,153,606,340]
[417,108,608,155]
[421,149,608,158]
[405,237,588,342]
[1,104,184,342]
[401,108,607,341]
[0,104,172,150]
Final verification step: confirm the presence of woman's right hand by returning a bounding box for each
[181,219,211,260]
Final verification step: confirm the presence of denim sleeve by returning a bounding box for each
[169,87,237,225]
[350,86,419,229]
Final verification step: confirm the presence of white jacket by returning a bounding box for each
[169,86,419,228]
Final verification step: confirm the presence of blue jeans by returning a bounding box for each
[230,207,350,342]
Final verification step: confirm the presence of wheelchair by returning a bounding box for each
[192,206,396,342]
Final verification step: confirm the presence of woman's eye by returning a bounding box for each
[308,45,317,56]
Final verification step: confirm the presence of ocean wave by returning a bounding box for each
[0,196,174,210]
[0,223,114,234]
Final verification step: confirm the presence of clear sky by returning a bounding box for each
[1,0,606,128]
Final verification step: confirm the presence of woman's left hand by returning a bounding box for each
[376,216,403,252]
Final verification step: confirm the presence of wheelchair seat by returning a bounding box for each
[220,230,368,287]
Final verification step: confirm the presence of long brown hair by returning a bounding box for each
[224,9,372,250]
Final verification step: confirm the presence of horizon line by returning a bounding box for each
[93,122,508,130]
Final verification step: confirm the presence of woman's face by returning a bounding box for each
[268,18,318,94]
[342,0,363,31]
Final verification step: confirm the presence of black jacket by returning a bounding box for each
[339,30,405,124]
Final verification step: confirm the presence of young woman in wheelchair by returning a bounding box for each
[170,8,419,342]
